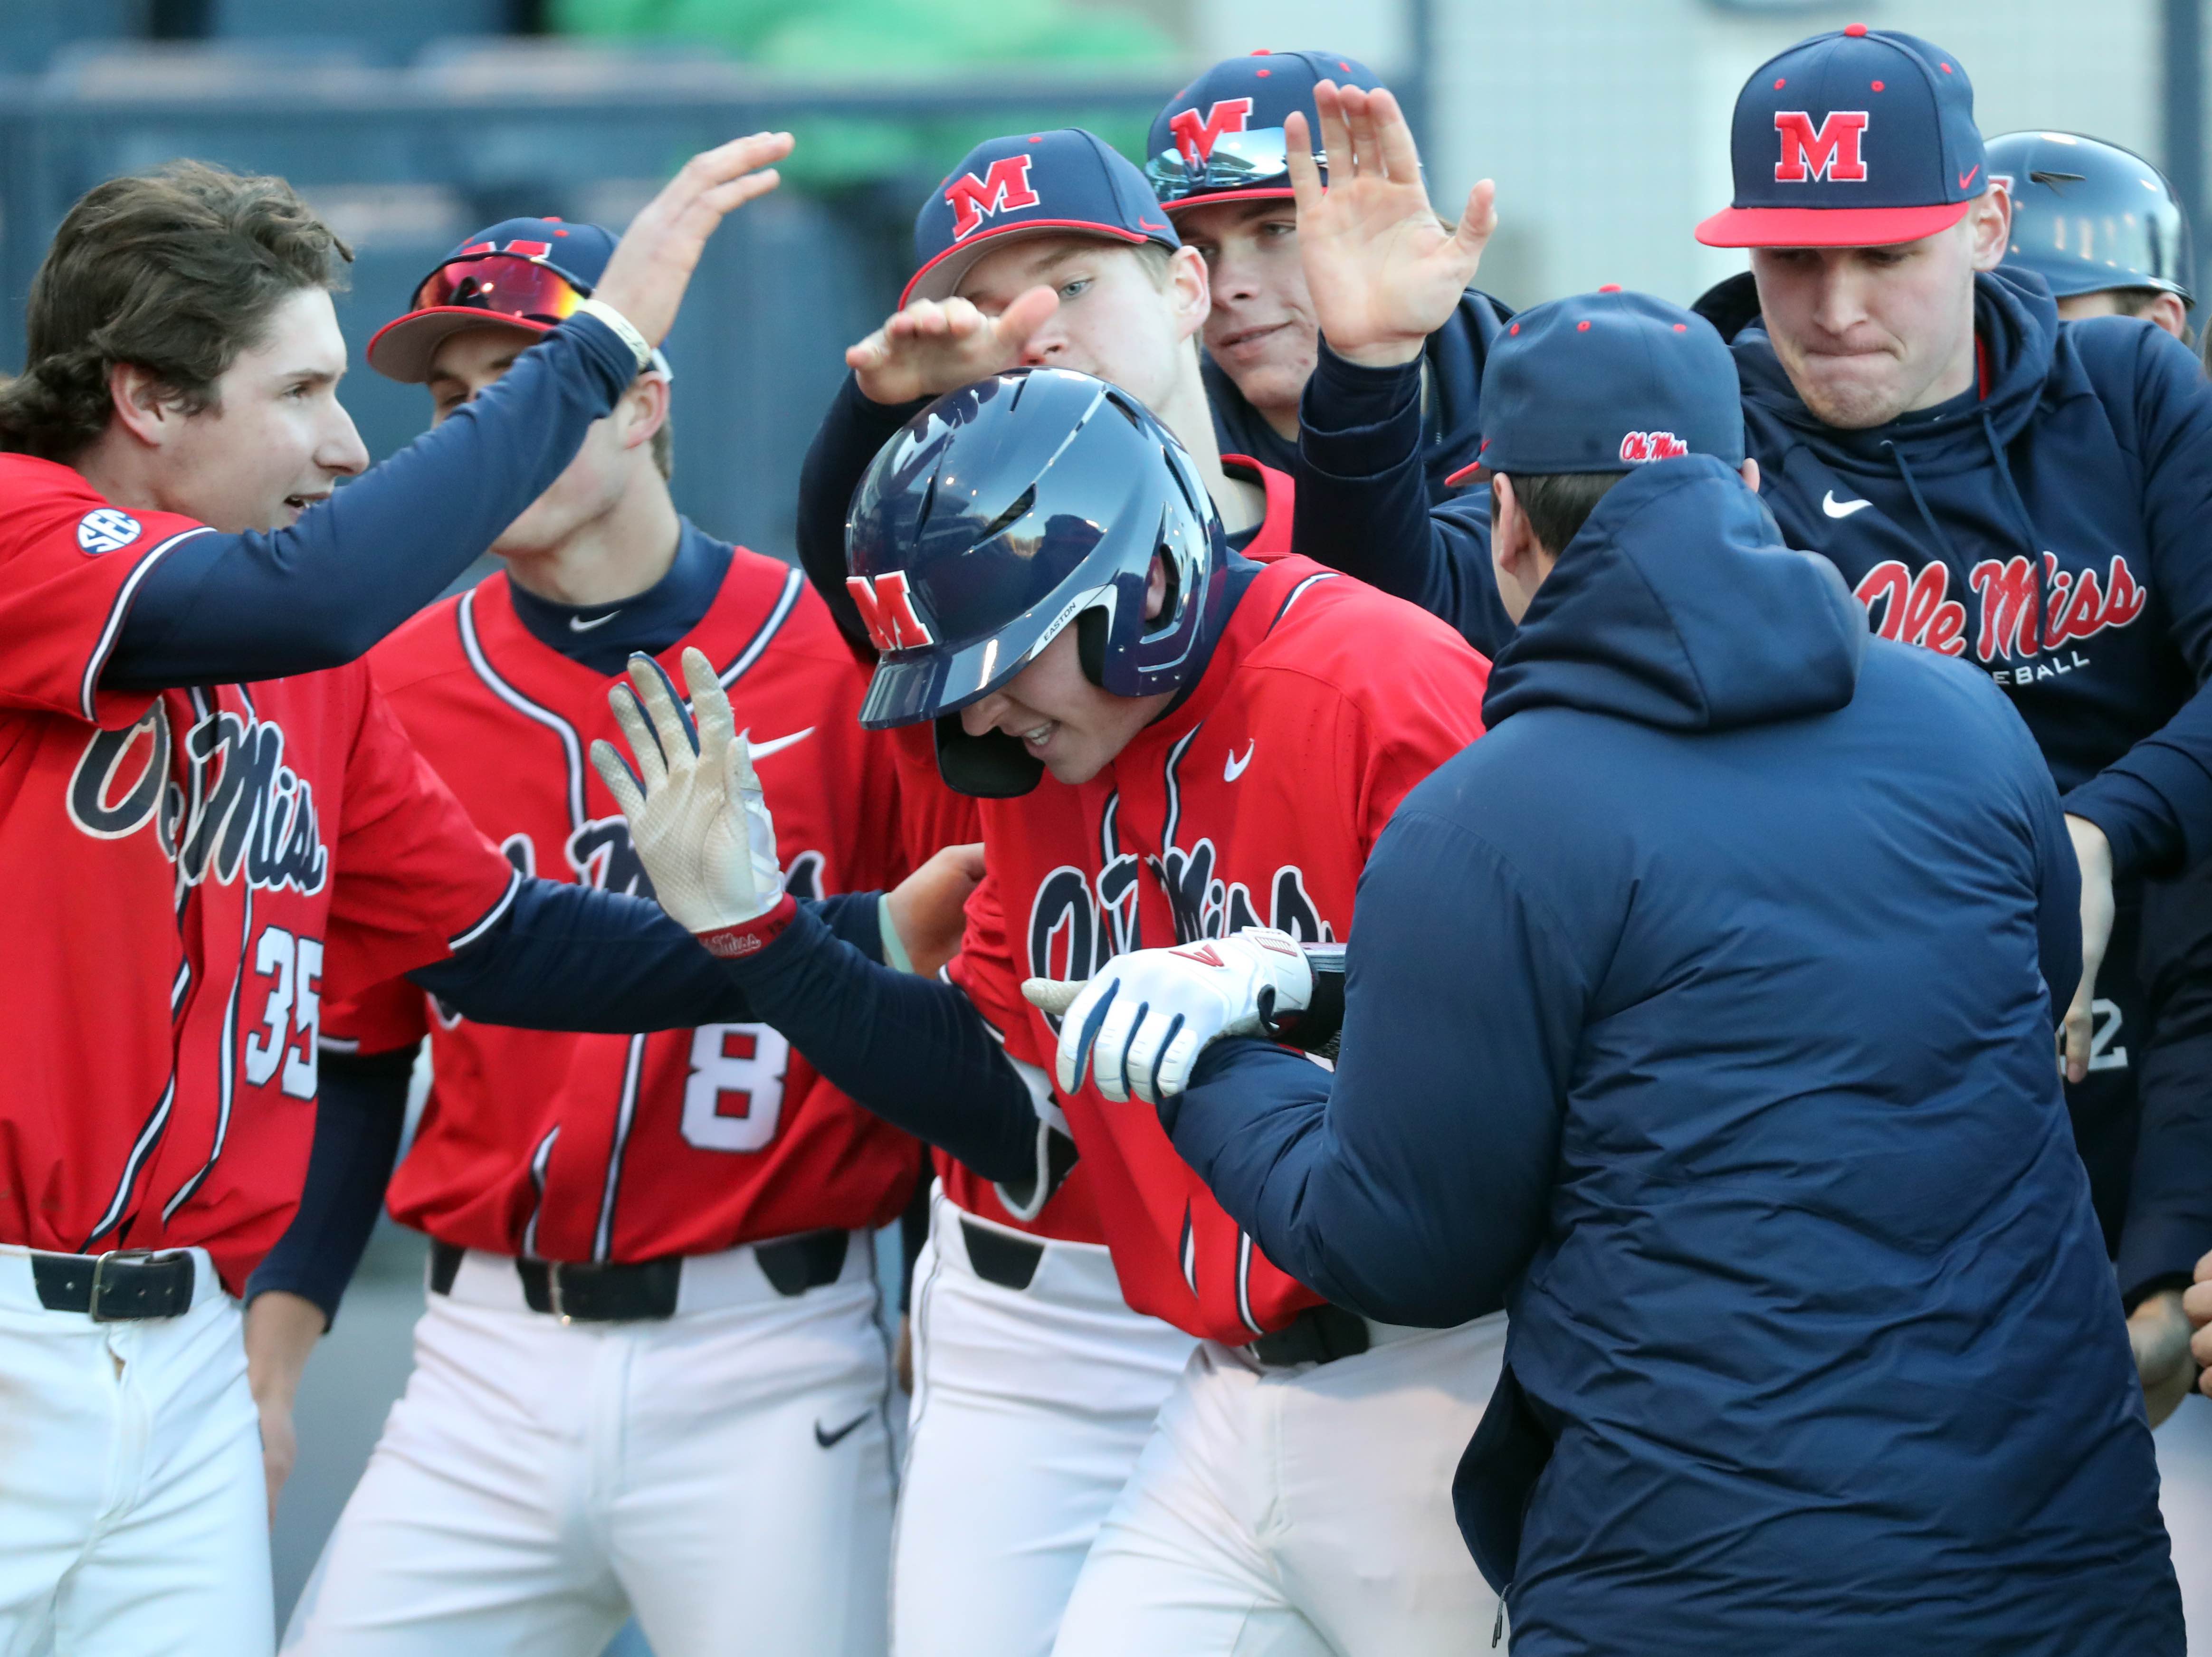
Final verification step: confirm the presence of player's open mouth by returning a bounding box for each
[284,491,331,513]
[1019,720,1057,750]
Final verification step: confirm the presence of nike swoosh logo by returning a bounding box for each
[1139,217,1170,230]
[1958,164,1981,191]
[1821,490,1873,519]
[743,726,816,761]
[814,1411,871,1449]
[568,611,622,632]
[1223,741,1256,782]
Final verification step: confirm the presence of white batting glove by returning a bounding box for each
[589,647,791,956]
[1023,928,1314,1106]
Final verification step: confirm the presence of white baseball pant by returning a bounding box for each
[0,1245,271,1657]
[1052,1312,1509,1657]
[893,1190,1198,1657]
[283,1235,893,1657]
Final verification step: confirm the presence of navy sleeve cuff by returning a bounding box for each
[558,311,651,409]
[2063,746,2211,880]
[1299,341,1425,476]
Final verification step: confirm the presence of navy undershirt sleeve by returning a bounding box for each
[107,314,638,688]
[409,880,885,1031]
[794,373,929,659]
[713,901,1039,1183]
[1294,342,1514,657]
[244,1044,413,1326]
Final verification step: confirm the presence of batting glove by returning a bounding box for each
[1025,929,1314,1105]
[590,647,791,956]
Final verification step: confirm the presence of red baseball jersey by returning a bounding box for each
[947,555,1492,1341]
[0,455,515,1291]
[326,553,924,1261]
[915,457,1296,1244]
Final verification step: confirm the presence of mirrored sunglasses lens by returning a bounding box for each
[414,256,585,325]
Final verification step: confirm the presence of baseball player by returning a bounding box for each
[1282,42,2212,1422]
[789,130,1300,1657]
[246,217,969,1657]
[0,134,856,1656]
[1144,49,1508,500]
[609,367,1507,1652]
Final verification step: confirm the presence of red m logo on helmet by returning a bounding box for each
[1774,111,1870,182]
[1168,97,1255,166]
[945,156,1040,241]
[846,572,935,652]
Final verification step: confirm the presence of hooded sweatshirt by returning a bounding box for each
[1168,457,2181,1655]
[1208,288,1507,502]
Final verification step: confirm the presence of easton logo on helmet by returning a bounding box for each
[846,571,936,652]
[1620,431,1690,463]
[945,155,1041,241]
[1775,111,1870,182]
[1169,98,1255,166]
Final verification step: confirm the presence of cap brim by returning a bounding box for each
[1161,185,1297,215]
[901,220,1152,307]
[1694,200,1971,249]
[1443,460,1487,489]
[366,308,553,382]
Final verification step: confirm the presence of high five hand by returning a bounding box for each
[589,648,790,951]
[846,287,1062,407]
[1289,81,1497,368]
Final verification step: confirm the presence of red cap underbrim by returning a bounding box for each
[901,221,1154,308]
[1694,199,1971,249]
[366,307,553,383]
[1161,186,1297,215]
[1443,460,1487,489]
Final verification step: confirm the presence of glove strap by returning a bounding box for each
[696,893,799,961]
[1265,942,1346,1050]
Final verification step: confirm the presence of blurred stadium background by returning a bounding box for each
[0,0,2206,1648]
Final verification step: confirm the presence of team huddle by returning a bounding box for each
[2,22,2209,1657]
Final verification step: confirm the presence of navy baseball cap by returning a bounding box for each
[1697,25,1985,248]
[903,130,1180,307]
[370,217,650,383]
[1453,288,1744,484]
[1144,48,1385,213]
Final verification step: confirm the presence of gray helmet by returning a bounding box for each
[1988,130,2193,304]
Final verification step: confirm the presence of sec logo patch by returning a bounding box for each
[77,509,143,555]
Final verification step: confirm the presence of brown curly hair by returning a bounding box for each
[0,161,352,462]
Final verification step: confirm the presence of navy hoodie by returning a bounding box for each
[1169,458,2182,1655]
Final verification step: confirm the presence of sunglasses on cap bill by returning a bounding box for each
[410,252,672,378]
[1145,128,1329,202]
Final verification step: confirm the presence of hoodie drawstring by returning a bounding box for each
[1978,409,2047,559]
[1878,439,1967,567]
[1877,415,2045,571]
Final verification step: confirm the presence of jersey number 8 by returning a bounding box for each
[681,1023,789,1153]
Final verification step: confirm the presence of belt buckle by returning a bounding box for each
[88,1249,157,1323]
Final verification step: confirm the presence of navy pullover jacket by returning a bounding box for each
[1170,457,2182,1655]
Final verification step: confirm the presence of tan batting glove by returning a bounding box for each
[590,647,792,957]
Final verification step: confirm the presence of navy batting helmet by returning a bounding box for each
[844,368,1229,797]
[1989,131,2193,304]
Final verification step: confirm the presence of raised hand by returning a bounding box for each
[594,130,796,348]
[1289,81,1497,368]
[846,286,1062,407]
[590,648,789,948]
[1024,929,1314,1107]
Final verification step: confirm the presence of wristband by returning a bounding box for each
[572,297,655,372]
[696,893,799,961]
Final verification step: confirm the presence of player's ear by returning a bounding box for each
[1966,185,2010,273]
[1166,246,1211,341]
[105,362,181,449]
[1144,552,1169,622]
[617,371,670,456]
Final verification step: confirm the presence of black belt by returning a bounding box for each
[29,1249,196,1321]
[429,1230,850,1323]
[1249,1303,1371,1368]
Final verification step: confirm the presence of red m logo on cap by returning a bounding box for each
[945,155,1040,241]
[1168,97,1254,166]
[846,572,935,652]
[1774,111,1870,182]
